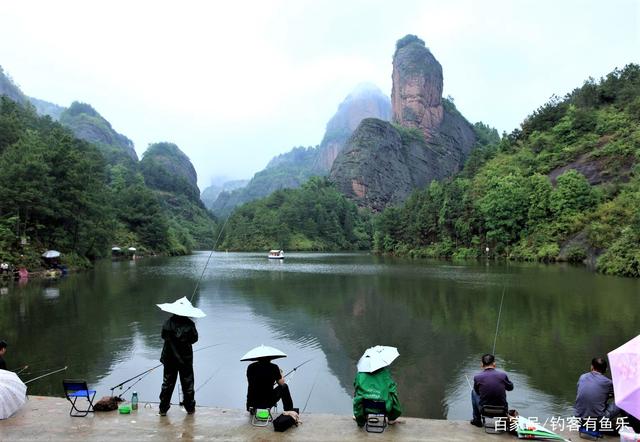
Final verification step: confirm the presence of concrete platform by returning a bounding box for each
[0,396,583,441]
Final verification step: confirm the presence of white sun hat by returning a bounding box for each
[240,345,287,361]
[156,296,206,318]
[356,345,399,373]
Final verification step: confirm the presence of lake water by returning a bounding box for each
[1,252,638,420]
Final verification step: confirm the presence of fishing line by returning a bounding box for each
[302,370,320,414]
[24,366,67,385]
[189,214,232,303]
[195,365,222,393]
[492,285,506,355]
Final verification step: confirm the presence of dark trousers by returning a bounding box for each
[159,363,195,412]
[273,384,294,411]
[249,384,294,412]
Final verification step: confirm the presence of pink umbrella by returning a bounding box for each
[608,334,640,420]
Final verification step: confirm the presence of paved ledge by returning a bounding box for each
[0,396,581,441]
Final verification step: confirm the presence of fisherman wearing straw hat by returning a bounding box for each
[156,297,205,416]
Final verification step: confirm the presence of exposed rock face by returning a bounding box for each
[330,119,445,211]
[392,35,444,139]
[315,83,391,170]
[60,102,138,162]
[141,142,200,202]
[329,35,477,211]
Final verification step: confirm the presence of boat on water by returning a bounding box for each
[267,250,284,259]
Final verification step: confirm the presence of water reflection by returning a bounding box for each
[0,252,638,419]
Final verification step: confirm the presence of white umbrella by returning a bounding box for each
[128,247,136,252]
[0,369,27,419]
[41,250,60,259]
[111,247,121,252]
[156,296,206,318]
[357,345,400,373]
[240,345,287,361]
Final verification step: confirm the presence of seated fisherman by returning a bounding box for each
[353,367,402,427]
[246,358,295,413]
[470,353,514,427]
[574,357,621,428]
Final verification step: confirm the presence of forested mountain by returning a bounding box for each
[141,142,216,248]
[210,84,391,217]
[374,64,640,277]
[60,101,138,163]
[0,68,217,266]
[221,177,371,251]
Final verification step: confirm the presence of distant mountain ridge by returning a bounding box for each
[209,84,391,216]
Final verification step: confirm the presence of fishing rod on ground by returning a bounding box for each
[110,342,226,397]
[24,366,68,385]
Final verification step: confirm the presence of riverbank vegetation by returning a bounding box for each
[221,177,371,251]
[0,97,216,268]
[374,64,640,276]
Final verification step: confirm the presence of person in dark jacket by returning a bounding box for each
[470,353,514,427]
[159,314,198,415]
[246,359,294,412]
[0,340,7,370]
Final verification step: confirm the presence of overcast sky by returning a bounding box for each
[1,0,638,188]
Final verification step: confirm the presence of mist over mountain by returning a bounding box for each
[208,84,391,217]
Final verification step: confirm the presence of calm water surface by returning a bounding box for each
[1,252,639,420]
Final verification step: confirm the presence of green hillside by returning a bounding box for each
[221,177,371,251]
[374,64,640,276]
[0,97,215,268]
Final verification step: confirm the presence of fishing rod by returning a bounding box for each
[283,359,313,378]
[24,366,67,385]
[110,342,226,393]
[13,365,29,375]
[492,285,506,355]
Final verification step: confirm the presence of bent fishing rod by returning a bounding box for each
[110,342,225,394]
[24,366,68,385]
[283,359,313,378]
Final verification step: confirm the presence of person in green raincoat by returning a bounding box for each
[353,346,403,427]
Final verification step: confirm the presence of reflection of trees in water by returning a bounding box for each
[0,258,198,396]
[3,254,638,417]
[224,260,640,419]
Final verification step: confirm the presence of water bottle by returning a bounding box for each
[131,391,138,410]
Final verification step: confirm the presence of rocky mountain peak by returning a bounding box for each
[391,34,444,140]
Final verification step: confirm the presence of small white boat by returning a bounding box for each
[267,250,284,259]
